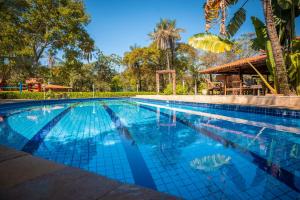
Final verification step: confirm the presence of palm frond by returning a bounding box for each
[277,0,293,9]
[225,0,238,6]
[226,7,246,38]
[188,33,233,53]
[205,0,222,32]
[149,18,184,50]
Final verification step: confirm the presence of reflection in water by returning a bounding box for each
[190,154,231,172]
[156,107,176,127]
[290,144,299,159]
[0,118,29,149]
[26,115,38,121]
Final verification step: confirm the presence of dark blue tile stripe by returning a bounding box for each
[0,98,127,111]
[134,98,300,119]
[2,107,42,119]
[102,103,157,190]
[139,104,300,193]
[22,103,79,154]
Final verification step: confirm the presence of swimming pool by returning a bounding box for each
[0,98,299,199]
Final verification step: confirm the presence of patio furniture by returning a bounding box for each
[225,75,251,95]
[250,84,263,96]
[205,78,223,95]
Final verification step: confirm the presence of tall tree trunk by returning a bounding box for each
[220,0,226,36]
[194,79,197,95]
[263,0,290,95]
[166,50,171,83]
[137,65,142,92]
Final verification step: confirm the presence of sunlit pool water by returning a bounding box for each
[0,98,300,199]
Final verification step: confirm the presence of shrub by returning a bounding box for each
[0,91,156,100]
[198,82,208,93]
[163,83,188,95]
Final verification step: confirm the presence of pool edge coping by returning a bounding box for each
[0,145,179,200]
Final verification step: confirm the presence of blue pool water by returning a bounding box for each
[0,98,300,200]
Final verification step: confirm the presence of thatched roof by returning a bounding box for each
[25,78,43,84]
[199,54,269,75]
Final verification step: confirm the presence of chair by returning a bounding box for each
[205,78,223,95]
[226,75,248,95]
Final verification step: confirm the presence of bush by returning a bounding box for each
[163,83,188,95]
[0,91,156,100]
[198,82,208,93]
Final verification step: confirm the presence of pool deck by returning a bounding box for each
[0,145,178,200]
[134,95,300,110]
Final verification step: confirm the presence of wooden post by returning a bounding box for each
[224,75,227,95]
[156,72,160,94]
[239,68,242,95]
[172,72,176,95]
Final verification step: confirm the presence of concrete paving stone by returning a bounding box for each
[1,167,121,200]
[0,155,65,190]
[99,184,180,200]
[0,145,28,163]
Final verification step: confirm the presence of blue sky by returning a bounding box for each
[84,0,300,56]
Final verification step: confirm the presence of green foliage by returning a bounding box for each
[226,8,246,38]
[277,0,293,9]
[251,14,300,94]
[123,45,160,91]
[0,0,94,85]
[111,75,123,92]
[250,17,282,93]
[163,83,188,95]
[288,40,300,94]
[0,91,155,100]
[122,36,199,93]
[198,82,208,92]
[251,17,268,51]
[149,19,184,50]
[265,43,274,73]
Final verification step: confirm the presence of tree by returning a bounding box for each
[93,51,122,92]
[0,0,29,84]
[149,19,184,82]
[0,0,94,75]
[262,0,290,95]
[123,46,160,91]
[174,43,199,94]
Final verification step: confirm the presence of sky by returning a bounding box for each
[84,0,300,57]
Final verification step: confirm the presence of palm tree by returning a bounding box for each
[262,0,290,95]
[149,19,184,83]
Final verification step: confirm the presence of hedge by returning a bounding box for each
[0,91,156,100]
